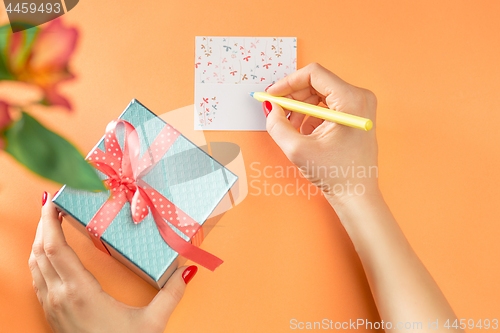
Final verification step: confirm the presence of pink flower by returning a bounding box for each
[0,101,12,150]
[7,19,78,111]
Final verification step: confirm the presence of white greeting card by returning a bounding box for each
[194,37,297,130]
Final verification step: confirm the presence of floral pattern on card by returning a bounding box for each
[195,37,297,85]
[197,96,218,127]
[195,36,297,130]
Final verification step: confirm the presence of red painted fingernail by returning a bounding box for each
[182,265,198,285]
[263,101,272,117]
[42,191,48,206]
[265,84,273,92]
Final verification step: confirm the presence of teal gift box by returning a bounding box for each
[53,99,238,289]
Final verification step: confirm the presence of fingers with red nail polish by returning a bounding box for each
[182,265,198,284]
[42,191,48,206]
[263,101,272,117]
[265,84,274,92]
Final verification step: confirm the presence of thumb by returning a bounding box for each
[145,265,198,322]
[265,101,305,159]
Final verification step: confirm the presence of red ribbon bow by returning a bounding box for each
[86,119,223,271]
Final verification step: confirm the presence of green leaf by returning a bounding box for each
[0,24,14,80]
[0,24,11,51]
[0,55,13,80]
[3,112,106,192]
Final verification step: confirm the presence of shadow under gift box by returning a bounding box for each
[53,99,238,289]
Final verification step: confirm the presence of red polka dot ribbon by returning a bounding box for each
[86,119,222,271]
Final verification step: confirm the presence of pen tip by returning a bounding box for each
[249,92,254,97]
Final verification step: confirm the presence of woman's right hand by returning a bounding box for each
[267,64,464,332]
[265,63,380,207]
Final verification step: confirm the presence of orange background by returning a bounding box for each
[1,0,499,332]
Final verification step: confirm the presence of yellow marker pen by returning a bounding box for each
[251,92,373,131]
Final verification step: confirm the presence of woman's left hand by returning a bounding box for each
[29,192,196,333]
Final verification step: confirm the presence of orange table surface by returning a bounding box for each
[1,1,499,332]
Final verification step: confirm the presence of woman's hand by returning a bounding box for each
[266,63,463,331]
[29,192,197,333]
[265,63,379,207]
